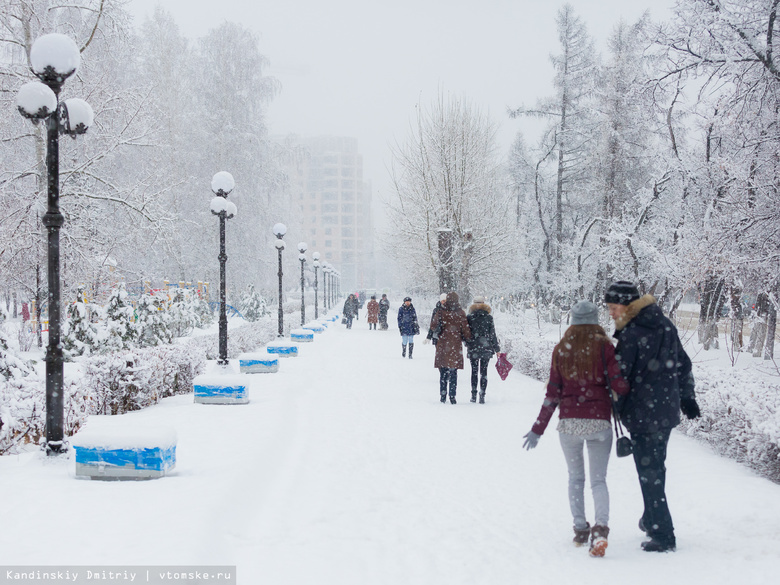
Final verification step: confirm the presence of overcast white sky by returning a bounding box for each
[126,0,676,202]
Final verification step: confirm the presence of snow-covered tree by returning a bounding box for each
[0,306,32,381]
[99,283,137,352]
[386,92,515,298]
[239,284,269,322]
[135,293,171,348]
[168,289,199,338]
[62,286,100,359]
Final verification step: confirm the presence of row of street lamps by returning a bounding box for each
[272,224,341,335]
[16,33,342,455]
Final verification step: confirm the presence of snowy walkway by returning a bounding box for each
[2,312,779,585]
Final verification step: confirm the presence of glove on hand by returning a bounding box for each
[522,431,540,450]
[423,338,430,345]
[680,398,701,419]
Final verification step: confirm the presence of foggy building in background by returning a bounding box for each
[283,136,375,293]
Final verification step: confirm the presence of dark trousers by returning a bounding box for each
[369,322,376,330]
[345,316,353,329]
[439,367,458,397]
[631,429,675,544]
[470,358,489,394]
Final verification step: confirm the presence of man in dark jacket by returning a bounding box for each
[378,294,390,330]
[606,281,700,553]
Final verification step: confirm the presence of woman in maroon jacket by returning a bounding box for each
[523,301,629,558]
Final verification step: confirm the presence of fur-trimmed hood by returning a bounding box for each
[468,302,491,314]
[614,294,655,332]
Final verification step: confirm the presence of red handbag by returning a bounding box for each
[495,352,513,381]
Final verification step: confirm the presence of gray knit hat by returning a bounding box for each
[570,301,599,326]
[473,296,486,304]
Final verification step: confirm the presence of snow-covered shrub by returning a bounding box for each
[187,315,278,360]
[0,376,89,455]
[239,284,269,322]
[98,283,138,352]
[62,286,100,359]
[135,293,172,347]
[678,367,780,483]
[0,306,33,380]
[83,344,206,415]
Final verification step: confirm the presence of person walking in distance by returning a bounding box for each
[431,291,471,404]
[342,293,359,329]
[397,297,420,358]
[465,296,501,404]
[378,294,390,330]
[605,281,700,553]
[523,301,630,557]
[366,295,379,330]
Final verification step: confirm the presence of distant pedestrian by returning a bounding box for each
[378,294,390,330]
[430,292,471,404]
[523,301,630,557]
[343,294,359,329]
[605,281,700,553]
[397,297,420,358]
[465,296,501,403]
[367,296,379,330]
[424,293,448,346]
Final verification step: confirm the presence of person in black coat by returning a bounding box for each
[425,293,448,346]
[343,294,359,329]
[378,294,390,330]
[466,296,501,403]
[606,281,700,553]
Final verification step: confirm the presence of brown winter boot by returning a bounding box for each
[573,523,590,547]
[589,525,609,557]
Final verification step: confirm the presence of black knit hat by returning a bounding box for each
[604,281,640,306]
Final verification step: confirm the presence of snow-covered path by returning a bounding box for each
[2,311,779,584]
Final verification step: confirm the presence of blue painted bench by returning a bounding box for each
[266,340,299,357]
[239,352,279,373]
[193,373,249,404]
[72,426,177,481]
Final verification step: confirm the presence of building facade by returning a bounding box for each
[287,136,375,292]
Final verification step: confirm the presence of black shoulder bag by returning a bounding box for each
[602,344,633,458]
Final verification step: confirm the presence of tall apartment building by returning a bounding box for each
[287,136,375,292]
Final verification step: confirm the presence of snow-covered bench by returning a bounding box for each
[238,352,280,373]
[193,372,249,404]
[302,322,325,334]
[72,426,177,481]
[291,328,315,342]
[266,339,299,357]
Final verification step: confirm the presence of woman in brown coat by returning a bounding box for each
[366,296,379,330]
[430,291,472,404]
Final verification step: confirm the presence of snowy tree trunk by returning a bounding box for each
[698,275,726,350]
[764,293,777,361]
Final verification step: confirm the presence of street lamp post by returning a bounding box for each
[210,172,237,367]
[17,34,93,455]
[298,242,307,326]
[312,252,320,319]
[322,264,329,311]
[273,223,287,337]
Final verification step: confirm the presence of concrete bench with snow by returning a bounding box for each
[239,352,279,373]
[72,426,177,481]
[193,372,249,404]
[266,339,299,357]
[302,322,325,334]
[291,328,315,342]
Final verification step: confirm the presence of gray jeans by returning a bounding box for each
[558,428,613,529]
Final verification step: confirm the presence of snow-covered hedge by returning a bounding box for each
[0,376,89,455]
[84,344,205,416]
[0,344,205,454]
[187,315,279,360]
[678,367,780,483]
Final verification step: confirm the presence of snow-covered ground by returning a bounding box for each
[2,308,779,585]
